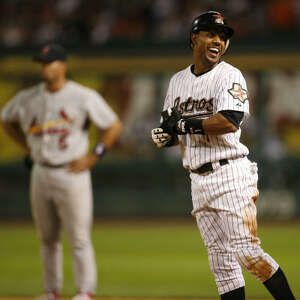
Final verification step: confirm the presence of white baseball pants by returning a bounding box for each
[190,157,279,295]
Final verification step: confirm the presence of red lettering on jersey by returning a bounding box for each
[28,109,73,149]
[60,109,74,123]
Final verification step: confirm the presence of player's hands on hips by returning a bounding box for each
[68,153,99,173]
[151,127,173,148]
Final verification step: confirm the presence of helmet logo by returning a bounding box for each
[213,13,224,24]
[42,45,50,54]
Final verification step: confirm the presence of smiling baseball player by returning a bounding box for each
[1,44,122,300]
[152,11,295,300]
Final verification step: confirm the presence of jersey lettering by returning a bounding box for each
[164,62,250,168]
[174,96,213,114]
[1,80,118,165]
[28,109,73,149]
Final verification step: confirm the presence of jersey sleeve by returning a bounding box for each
[85,90,118,129]
[159,78,174,124]
[216,70,250,118]
[1,92,22,123]
[162,76,174,111]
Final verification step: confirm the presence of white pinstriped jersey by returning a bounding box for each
[1,80,117,165]
[163,61,250,169]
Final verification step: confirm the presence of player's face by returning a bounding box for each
[192,29,227,67]
[40,61,66,83]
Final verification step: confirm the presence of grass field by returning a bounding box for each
[0,218,299,299]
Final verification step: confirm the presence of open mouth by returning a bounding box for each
[207,47,220,58]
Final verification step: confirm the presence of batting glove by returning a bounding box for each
[176,118,205,135]
[151,127,173,148]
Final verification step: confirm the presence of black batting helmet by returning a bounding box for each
[190,11,234,50]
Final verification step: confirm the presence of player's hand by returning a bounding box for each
[151,127,173,148]
[161,107,185,135]
[68,153,99,173]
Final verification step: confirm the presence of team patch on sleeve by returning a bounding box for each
[228,83,249,103]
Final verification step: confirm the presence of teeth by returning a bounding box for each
[209,48,219,53]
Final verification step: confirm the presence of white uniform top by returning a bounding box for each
[163,61,250,169]
[1,80,117,165]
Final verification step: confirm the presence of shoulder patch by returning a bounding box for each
[228,83,248,103]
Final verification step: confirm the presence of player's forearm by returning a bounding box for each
[202,113,238,135]
[1,121,30,153]
[100,118,123,149]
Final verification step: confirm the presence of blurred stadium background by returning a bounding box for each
[0,0,300,298]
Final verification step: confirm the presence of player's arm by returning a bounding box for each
[161,107,243,136]
[69,119,123,173]
[0,120,30,153]
[199,110,244,135]
[98,118,123,149]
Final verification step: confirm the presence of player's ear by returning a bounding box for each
[190,33,198,49]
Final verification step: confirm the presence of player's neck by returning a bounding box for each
[46,78,67,93]
[193,52,220,74]
[193,61,218,75]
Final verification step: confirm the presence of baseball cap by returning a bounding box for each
[33,43,67,63]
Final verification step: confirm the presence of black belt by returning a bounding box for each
[190,159,229,175]
[39,162,68,168]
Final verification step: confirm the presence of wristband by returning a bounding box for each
[93,142,107,158]
[180,118,204,134]
[187,118,204,134]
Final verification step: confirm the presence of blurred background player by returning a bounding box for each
[0,43,122,300]
[151,11,296,300]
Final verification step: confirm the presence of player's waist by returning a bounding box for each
[188,155,246,175]
[36,161,69,168]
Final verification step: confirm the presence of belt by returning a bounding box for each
[190,159,229,175]
[39,162,68,168]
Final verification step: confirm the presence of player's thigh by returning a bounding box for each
[30,165,61,242]
[56,170,93,244]
[219,199,260,249]
[196,208,230,251]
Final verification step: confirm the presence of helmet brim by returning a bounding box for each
[192,24,234,39]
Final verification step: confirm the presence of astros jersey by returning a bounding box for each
[163,61,250,169]
[1,81,117,165]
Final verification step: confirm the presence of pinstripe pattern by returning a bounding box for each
[163,61,249,169]
[162,61,280,295]
[193,158,279,294]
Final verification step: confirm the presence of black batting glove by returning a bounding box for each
[176,118,205,135]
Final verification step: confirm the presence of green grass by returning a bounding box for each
[0,219,299,298]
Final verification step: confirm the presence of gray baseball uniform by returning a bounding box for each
[1,80,118,293]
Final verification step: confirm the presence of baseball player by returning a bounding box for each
[151,11,295,300]
[1,44,122,300]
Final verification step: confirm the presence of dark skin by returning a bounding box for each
[157,29,237,148]
[191,29,237,135]
[161,29,237,148]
